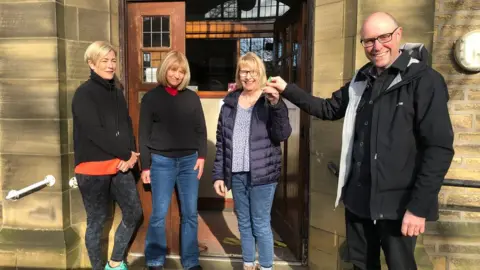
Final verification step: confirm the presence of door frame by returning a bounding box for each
[117,0,315,263]
[270,0,313,264]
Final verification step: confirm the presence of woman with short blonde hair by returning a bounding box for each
[72,41,142,270]
[234,52,267,90]
[139,50,207,270]
[213,52,292,270]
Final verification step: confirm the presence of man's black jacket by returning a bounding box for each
[282,49,454,221]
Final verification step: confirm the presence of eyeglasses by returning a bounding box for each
[360,27,399,48]
[239,70,258,78]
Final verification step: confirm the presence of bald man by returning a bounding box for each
[265,12,454,269]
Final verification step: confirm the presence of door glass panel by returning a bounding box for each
[143,17,151,32]
[162,17,170,32]
[292,43,299,83]
[143,33,151,49]
[143,15,170,47]
[143,51,169,83]
[152,33,162,47]
[162,33,170,47]
[152,17,161,30]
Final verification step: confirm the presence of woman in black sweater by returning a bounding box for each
[72,41,142,270]
[139,51,207,270]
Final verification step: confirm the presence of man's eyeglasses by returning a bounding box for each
[239,70,258,78]
[360,27,399,48]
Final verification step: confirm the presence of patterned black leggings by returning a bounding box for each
[76,172,143,270]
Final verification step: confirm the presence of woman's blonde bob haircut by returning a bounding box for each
[156,51,191,90]
[235,52,267,90]
[84,41,116,65]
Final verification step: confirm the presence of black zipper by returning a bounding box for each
[111,83,120,137]
[229,102,238,185]
[369,73,423,219]
[248,100,259,186]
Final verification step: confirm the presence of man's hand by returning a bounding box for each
[117,160,130,172]
[213,180,227,197]
[194,159,205,180]
[127,151,140,168]
[262,86,280,105]
[266,76,288,93]
[141,170,151,184]
[401,210,426,237]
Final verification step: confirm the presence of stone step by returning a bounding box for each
[127,255,307,270]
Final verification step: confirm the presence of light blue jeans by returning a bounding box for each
[145,153,200,269]
[231,172,277,269]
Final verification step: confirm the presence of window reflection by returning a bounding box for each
[203,0,289,20]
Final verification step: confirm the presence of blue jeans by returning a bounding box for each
[231,172,277,269]
[145,153,199,269]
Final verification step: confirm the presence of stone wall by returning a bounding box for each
[422,0,480,269]
[0,0,119,268]
[58,0,120,268]
[0,0,68,268]
[308,0,357,268]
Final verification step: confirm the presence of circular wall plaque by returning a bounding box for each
[454,30,480,72]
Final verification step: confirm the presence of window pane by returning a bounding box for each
[143,52,157,83]
[152,33,161,47]
[240,38,250,55]
[152,17,161,32]
[143,17,151,32]
[241,0,258,19]
[205,5,222,18]
[162,17,170,32]
[143,33,151,47]
[143,52,168,83]
[223,0,237,18]
[162,33,170,47]
[251,38,263,57]
[143,52,151,67]
[259,0,266,17]
[269,4,276,17]
[186,39,237,91]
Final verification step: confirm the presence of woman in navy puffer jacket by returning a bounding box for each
[213,52,292,270]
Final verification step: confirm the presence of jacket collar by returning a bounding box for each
[223,90,241,107]
[90,69,116,91]
[223,89,267,108]
[354,50,425,83]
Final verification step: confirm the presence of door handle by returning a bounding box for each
[327,161,339,178]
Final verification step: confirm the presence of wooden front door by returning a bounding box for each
[271,1,310,263]
[127,1,186,254]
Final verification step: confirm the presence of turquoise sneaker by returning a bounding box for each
[105,261,128,270]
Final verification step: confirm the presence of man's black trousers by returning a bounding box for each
[344,209,417,270]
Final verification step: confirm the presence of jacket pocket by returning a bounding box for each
[377,147,417,192]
